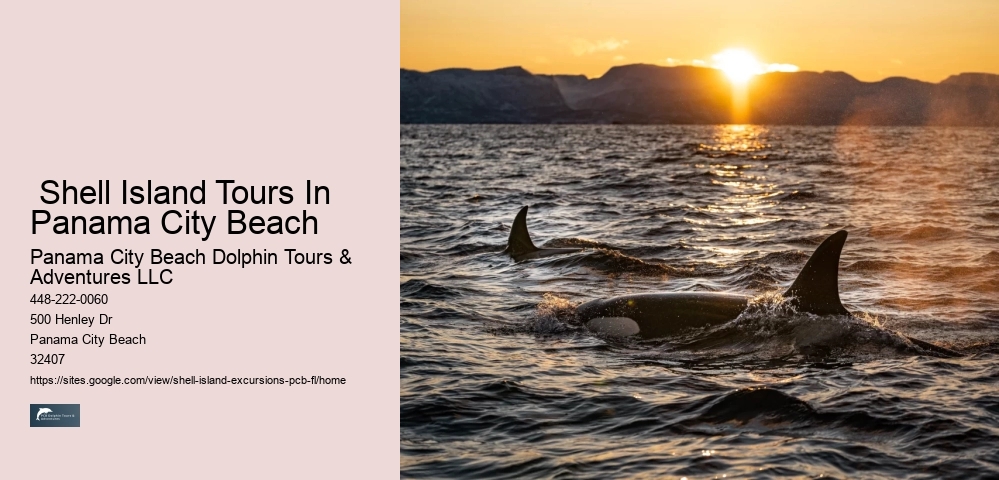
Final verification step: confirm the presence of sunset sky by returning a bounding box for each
[401,0,999,82]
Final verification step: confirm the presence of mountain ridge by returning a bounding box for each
[401,64,999,125]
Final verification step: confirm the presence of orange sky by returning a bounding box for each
[401,0,999,82]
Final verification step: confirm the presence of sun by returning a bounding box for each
[712,48,764,85]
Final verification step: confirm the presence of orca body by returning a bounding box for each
[578,231,848,338]
[578,292,750,338]
[504,206,583,261]
[574,230,960,356]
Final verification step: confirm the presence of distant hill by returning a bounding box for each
[400,67,571,123]
[401,64,999,125]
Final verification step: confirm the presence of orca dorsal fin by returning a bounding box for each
[505,206,538,257]
[784,230,850,315]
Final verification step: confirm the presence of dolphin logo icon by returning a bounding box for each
[36,408,53,420]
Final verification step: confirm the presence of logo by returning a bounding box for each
[30,404,80,427]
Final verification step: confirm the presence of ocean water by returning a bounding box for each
[400,125,999,479]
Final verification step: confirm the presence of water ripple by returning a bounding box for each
[401,125,999,478]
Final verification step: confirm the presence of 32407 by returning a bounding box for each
[31,354,65,365]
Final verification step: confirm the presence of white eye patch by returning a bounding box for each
[585,317,640,337]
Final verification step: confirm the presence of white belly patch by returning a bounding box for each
[585,317,640,337]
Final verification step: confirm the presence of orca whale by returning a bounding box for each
[569,228,959,357]
[504,206,583,261]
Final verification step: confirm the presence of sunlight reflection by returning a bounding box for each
[702,246,747,256]
[682,125,785,235]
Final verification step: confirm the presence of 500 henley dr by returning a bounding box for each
[32,180,332,241]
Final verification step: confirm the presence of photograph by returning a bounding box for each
[400,1,999,478]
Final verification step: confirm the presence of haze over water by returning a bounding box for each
[400,125,999,478]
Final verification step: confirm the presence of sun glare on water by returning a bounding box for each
[712,48,799,85]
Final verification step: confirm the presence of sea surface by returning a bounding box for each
[400,125,999,479]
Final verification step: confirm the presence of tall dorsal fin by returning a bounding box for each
[505,206,538,257]
[784,230,850,315]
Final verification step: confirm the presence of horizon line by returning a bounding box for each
[401,63,999,85]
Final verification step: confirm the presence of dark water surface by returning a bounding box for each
[400,125,999,479]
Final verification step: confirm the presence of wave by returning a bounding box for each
[901,225,960,242]
[774,190,819,202]
[844,259,900,273]
[400,279,468,300]
[545,249,696,277]
[757,250,811,265]
[642,221,696,237]
[868,224,961,242]
[439,242,501,256]
[541,237,616,250]
[728,263,783,290]
[697,387,815,424]
[686,295,953,360]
